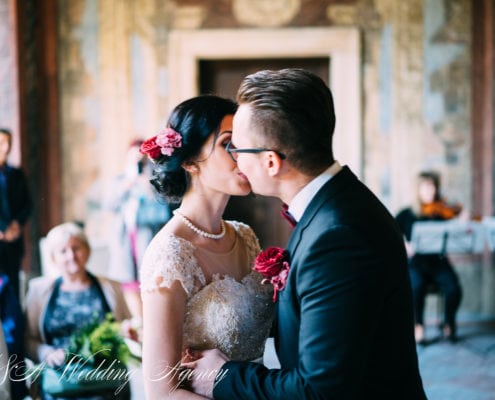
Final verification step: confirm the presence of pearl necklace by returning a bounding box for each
[173,210,226,240]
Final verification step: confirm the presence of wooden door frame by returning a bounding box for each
[471,0,494,218]
[13,0,61,273]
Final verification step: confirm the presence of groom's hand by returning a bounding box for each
[181,348,229,399]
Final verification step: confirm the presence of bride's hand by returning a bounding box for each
[181,348,229,398]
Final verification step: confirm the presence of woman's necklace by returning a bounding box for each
[173,210,226,240]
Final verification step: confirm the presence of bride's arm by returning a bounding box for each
[142,281,207,399]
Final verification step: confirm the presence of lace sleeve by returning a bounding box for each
[139,232,205,297]
[229,221,261,264]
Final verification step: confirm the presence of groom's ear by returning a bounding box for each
[264,151,283,177]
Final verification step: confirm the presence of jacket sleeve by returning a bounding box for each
[214,227,386,399]
[24,278,57,363]
[9,168,31,226]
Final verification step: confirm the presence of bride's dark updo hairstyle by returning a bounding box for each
[150,95,237,203]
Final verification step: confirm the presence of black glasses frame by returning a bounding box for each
[225,141,286,162]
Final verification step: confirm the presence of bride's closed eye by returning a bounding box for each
[218,131,233,149]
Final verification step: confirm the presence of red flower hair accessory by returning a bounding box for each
[140,127,182,161]
[253,246,290,302]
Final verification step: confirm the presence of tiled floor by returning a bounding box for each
[254,321,495,400]
[130,321,495,399]
[416,320,495,400]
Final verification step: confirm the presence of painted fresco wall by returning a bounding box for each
[57,0,472,224]
[363,0,471,212]
[56,0,485,316]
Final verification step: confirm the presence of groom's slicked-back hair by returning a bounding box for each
[236,68,335,175]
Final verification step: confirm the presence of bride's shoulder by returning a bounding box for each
[226,220,261,256]
[146,228,195,256]
[140,230,203,295]
[226,220,256,239]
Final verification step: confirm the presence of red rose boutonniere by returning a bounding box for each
[253,246,290,302]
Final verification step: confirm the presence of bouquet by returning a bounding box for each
[66,313,131,367]
[39,314,134,397]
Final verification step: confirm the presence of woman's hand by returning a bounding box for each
[120,317,142,343]
[2,221,21,242]
[44,349,66,367]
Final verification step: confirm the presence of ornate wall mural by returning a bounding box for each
[55,0,472,227]
[232,0,301,27]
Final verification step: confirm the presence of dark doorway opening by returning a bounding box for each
[199,58,329,248]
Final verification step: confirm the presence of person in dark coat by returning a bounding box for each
[186,68,426,400]
[0,272,28,399]
[0,128,31,299]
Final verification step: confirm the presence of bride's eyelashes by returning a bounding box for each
[218,132,232,149]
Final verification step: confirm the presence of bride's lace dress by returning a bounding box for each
[140,220,274,361]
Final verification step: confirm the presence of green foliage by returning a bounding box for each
[66,313,130,367]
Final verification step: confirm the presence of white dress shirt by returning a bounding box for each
[288,161,342,223]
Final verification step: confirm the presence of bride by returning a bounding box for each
[139,95,274,399]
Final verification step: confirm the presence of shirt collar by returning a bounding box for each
[288,161,342,222]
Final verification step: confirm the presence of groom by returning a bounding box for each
[188,68,426,399]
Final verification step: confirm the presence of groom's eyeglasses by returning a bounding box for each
[225,141,286,162]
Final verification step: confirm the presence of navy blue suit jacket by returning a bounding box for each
[0,165,31,296]
[214,167,426,399]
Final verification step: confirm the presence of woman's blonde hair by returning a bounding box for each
[45,222,91,261]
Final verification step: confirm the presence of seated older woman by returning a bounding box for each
[25,222,131,400]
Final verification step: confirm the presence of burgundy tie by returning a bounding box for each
[281,204,297,228]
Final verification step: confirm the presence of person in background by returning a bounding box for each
[396,171,463,343]
[24,222,131,400]
[139,95,274,399]
[186,69,425,400]
[0,272,28,399]
[106,139,172,317]
[0,128,31,299]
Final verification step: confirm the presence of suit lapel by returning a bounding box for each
[285,166,355,256]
